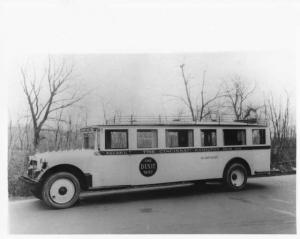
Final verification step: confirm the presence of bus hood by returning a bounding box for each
[32,149,94,163]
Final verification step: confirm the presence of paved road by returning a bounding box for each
[9,175,296,234]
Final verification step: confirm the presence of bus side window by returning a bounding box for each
[166,129,194,147]
[105,130,128,149]
[223,129,246,146]
[252,129,266,144]
[201,130,217,146]
[137,130,158,148]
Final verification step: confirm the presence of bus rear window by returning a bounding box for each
[252,129,266,144]
[201,130,217,146]
[223,129,246,146]
[105,130,128,149]
[137,130,158,148]
[166,129,194,147]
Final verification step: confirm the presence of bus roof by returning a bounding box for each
[80,121,268,132]
[80,115,268,132]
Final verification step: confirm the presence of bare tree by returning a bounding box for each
[223,75,259,120]
[8,119,15,151]
[16,120,25,150]
[65,115,73,149]
[167,64,221,122]
[53,110,64,150]
[267,93,296,169]
[73,112,84,148]
[24,117,32,151]
[268,93,290,146]
[174,108,186,120]
[113,109,123,123]
[21,57,85,151]
[99,96,111,124]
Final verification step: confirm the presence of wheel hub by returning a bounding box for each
[58,186,67,195]
[230,169,245,187]
[49,178,75,204]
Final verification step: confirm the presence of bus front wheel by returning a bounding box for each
[224,163,247,191]
[41,172,80,209]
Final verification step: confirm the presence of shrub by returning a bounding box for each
[8,150,32,197]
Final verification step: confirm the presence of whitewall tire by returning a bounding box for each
[41,172,80,209]
[225,163,248,191]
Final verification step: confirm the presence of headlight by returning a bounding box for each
[39,158,48,170]
[28,160,39,178]
[41,161,48,170]
[29,160,37,170]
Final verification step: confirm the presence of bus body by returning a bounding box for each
[21,120,271,209]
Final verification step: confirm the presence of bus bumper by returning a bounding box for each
[19,175,39,185]
[19,176,42,199]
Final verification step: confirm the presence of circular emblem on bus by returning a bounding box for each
[139,157,157,177]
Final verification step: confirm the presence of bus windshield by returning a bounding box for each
[83,132,95,149]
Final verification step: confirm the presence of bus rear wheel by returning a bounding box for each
[41,172,80,209]
[224,163,247,191]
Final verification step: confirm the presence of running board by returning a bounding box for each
[80,182,195,198]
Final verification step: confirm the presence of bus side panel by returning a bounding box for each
[130,152,220,185]
[90,154,132,187]
[130,149,270,185]
[131,151,226,185]
[217,149,270,175]
[248,149,271,173]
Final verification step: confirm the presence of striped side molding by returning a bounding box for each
[97,145,271,155]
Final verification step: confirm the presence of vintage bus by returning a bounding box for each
[21,116,271,209]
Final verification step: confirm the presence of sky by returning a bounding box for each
[6,51,296,125]
[2,0,298,127]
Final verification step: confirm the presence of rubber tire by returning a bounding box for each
[41,172,80,209]
[224,163,248,191]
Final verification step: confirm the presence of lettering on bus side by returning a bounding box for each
[97,145,270,155]
[200,155,218,160]
[139,157,157,177]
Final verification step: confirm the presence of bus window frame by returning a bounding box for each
[165,129,194,148]
[136,129,159,149]
[200,129,217,147]
[105,129,129,150]
[252,129,266,145]
[223,129,247,146]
